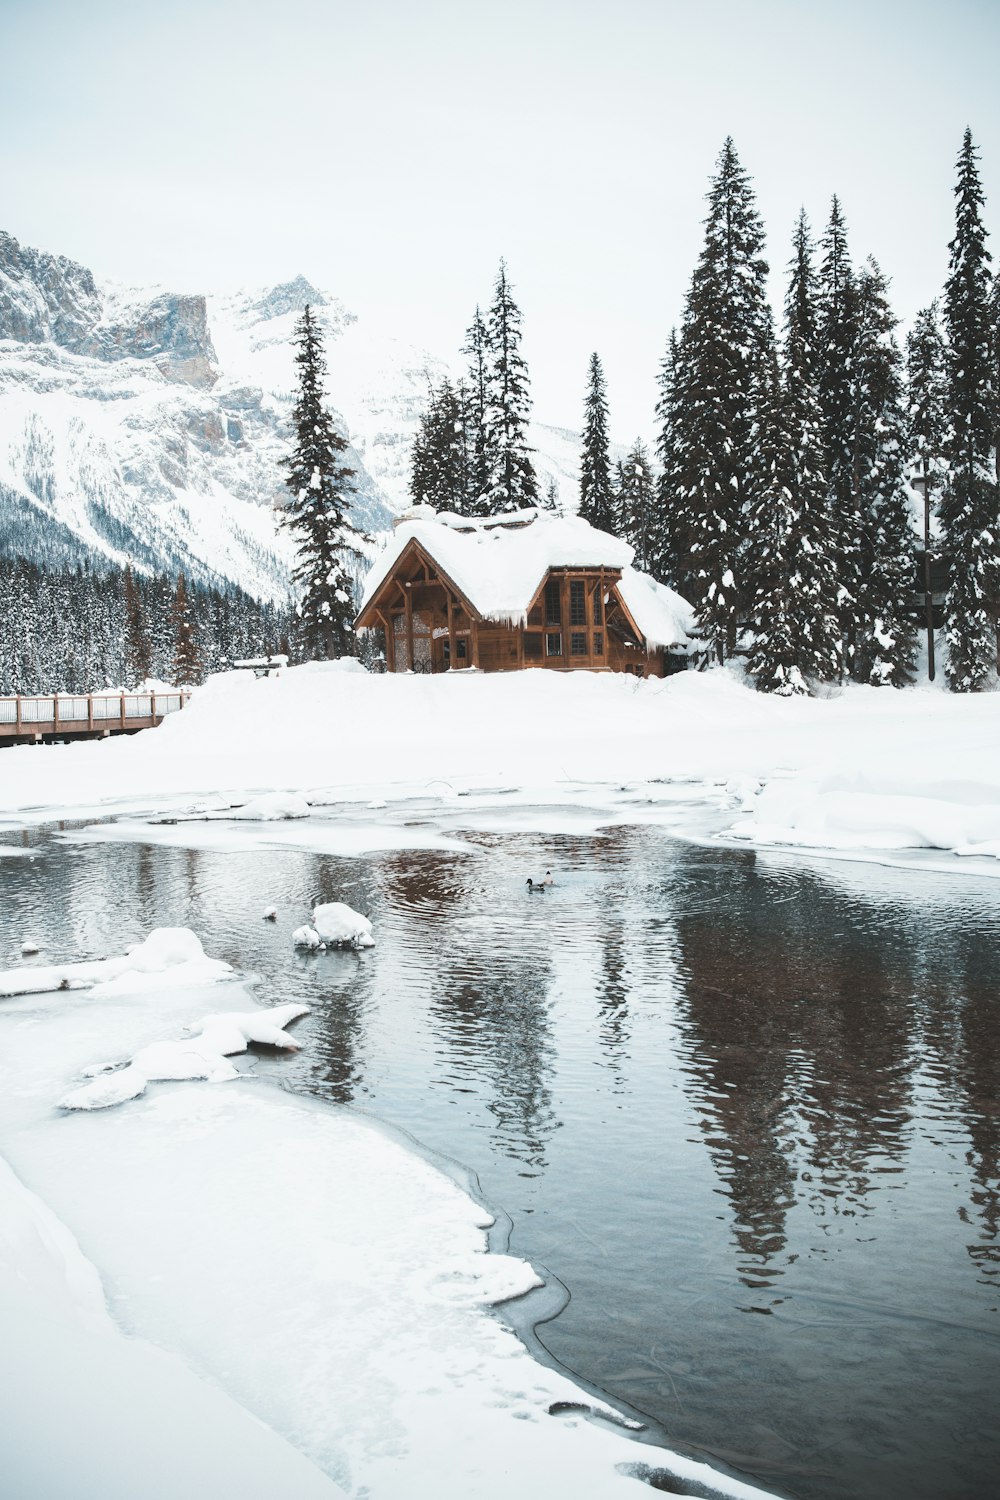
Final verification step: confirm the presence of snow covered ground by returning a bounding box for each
[1,662,998,873]
[0,937,772,1499]
[2,663,997,1495]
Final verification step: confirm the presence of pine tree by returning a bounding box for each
[280,305,363,659]
[746,228,841,694]
[745,346,810,695]
[618,441,656,573]
[941,129,999,690]
[170,573,201,686]
[123,564,152,685]
[906,301,949,498]
[542,474,559,512]
[670,139,771,660]
[653,330,686,588]
[482,261,538,512]
[817,196,863,673]
[462,307,491,513]
[851,260,917,686]
[578,353,615,533]
[410,379,470,513]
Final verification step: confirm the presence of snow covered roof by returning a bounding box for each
[617,567,695,651]
[358,507,693,648]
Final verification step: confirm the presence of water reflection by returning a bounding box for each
[1,821,998,1500]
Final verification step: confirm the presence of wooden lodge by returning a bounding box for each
[355,506,693,676]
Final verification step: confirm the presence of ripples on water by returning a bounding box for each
[1,818,998,1500]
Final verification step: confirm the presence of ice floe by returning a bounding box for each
[0,926,233,1000]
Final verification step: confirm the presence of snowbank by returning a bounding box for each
[0,1156,345,1500]
[730,774,1000,857]
[0,666,996,870]
[0,970,775,1500]
[0,926,233,999]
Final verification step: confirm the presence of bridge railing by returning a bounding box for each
[0,692,189,729]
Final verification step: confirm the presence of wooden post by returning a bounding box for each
[120,692,126,730]
[87,694,94,731]
[15,696,22,735]
[53,694,59,731]
[151,692,157,725]
[471,622,480,670]
[561,572,570,668]
[404,585,414,672]
[447,595,456,669]
[375,610,394,671]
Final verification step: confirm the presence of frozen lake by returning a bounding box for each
[2,813,998,1500]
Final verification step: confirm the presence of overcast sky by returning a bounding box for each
[3,0,999,442]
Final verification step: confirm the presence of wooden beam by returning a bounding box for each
[447,594,456,669]
[471,621,480,670]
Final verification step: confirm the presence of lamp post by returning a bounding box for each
[917,461,935,682]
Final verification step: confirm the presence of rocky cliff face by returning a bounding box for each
[0,231,582,602]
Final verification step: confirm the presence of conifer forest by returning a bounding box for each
[409,131,1000,695]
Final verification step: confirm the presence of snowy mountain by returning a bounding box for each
[0,231,583,603]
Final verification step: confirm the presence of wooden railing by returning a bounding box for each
[0,691,189,740]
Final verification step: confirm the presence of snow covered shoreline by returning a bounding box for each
[1,662,998,871]
[0,943,775,1499]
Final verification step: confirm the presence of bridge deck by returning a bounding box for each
[0,692,189,744]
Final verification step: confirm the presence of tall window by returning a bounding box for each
[592,588,603,625]
[546,632,563,657]
[544,580,561,625]
[570,580,586,626]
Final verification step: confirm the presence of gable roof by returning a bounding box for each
[357,506,694,649]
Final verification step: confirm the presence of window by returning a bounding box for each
[570,632,587,656]
[592,589,603,625]
[593,631,604,656]
[544,580,561,625]
[546,632,563,657]
[570,580,586,625]
[523,633,542,659]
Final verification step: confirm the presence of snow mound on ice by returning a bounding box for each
[0,927,233,1000]
[312,902,374,948]
[59,1002,309,1110]
[228,792,310,821]
[293,924,322,949]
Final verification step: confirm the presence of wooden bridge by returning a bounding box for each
[0,690,189,745]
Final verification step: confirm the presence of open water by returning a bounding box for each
[1,814,998,1500]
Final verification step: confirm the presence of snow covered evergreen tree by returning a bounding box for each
[941,129,999,690]
[123,564,152,685]
[482,261,538,512]
[462,306,491,514]
[745,346,809,695]
[746,224,841,694]
[670,139,771,660]
[851,260,917,685]
[817,196,863,672]
[652,330,687,589]
[281,305,363,660]
[617,441,656,573]
[578,353,615,533]
[410,379,470,513]
[906,301,950,499]
[170,573,201,685]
